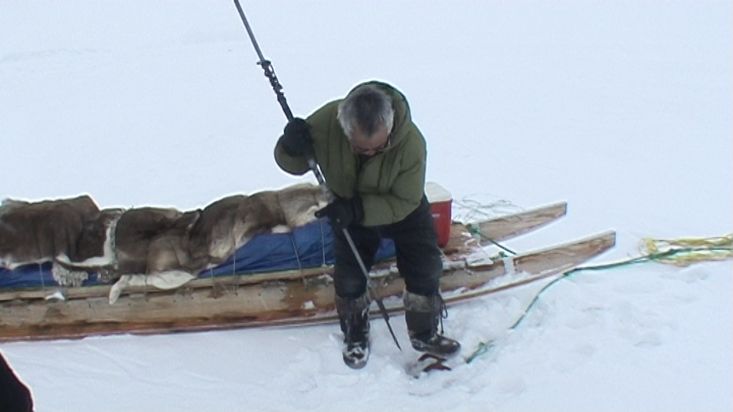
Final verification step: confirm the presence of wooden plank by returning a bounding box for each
[0,266,334,302]
[0,230,615,342]
[474,201,567,241]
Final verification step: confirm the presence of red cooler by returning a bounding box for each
[425,182,452,247]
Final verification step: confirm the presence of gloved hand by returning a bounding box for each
[315,196,364,229]
[280,117,314,157]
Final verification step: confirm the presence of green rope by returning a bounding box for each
[466,224,518,256]
[464,245,733,364]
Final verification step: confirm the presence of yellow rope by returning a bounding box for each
[641,234,733,266]
[466,233,732,365]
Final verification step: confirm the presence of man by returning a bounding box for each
[274,81,459,369]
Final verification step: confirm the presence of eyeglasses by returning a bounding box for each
[351,135,391,156]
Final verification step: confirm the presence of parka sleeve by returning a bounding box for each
[274,136,309,175]
[273,101,340,176]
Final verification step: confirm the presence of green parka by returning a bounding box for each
[274,81,427,227]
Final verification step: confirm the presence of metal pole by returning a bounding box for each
[233,0,401,350]
[233,0,293,121]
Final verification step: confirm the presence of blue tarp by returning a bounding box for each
[0,219,396,289]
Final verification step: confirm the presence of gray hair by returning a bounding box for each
[337,84,394,139]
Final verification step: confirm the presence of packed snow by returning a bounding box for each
[1,1,731,411]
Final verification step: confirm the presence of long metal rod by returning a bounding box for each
[233,0,293,121]
[233,0,401,350]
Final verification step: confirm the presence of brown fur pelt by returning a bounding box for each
[1,184,328,294]
[0,195,100,268]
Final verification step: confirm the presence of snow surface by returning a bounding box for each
[1,1,731,411]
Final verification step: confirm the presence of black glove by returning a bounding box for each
[315,196,364,230]
[280,118,314,157]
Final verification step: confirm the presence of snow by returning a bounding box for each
[1,1,731,411]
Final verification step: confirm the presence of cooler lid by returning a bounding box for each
[425,181,452,203]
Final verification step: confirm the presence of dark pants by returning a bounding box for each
[333,196,443,298]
